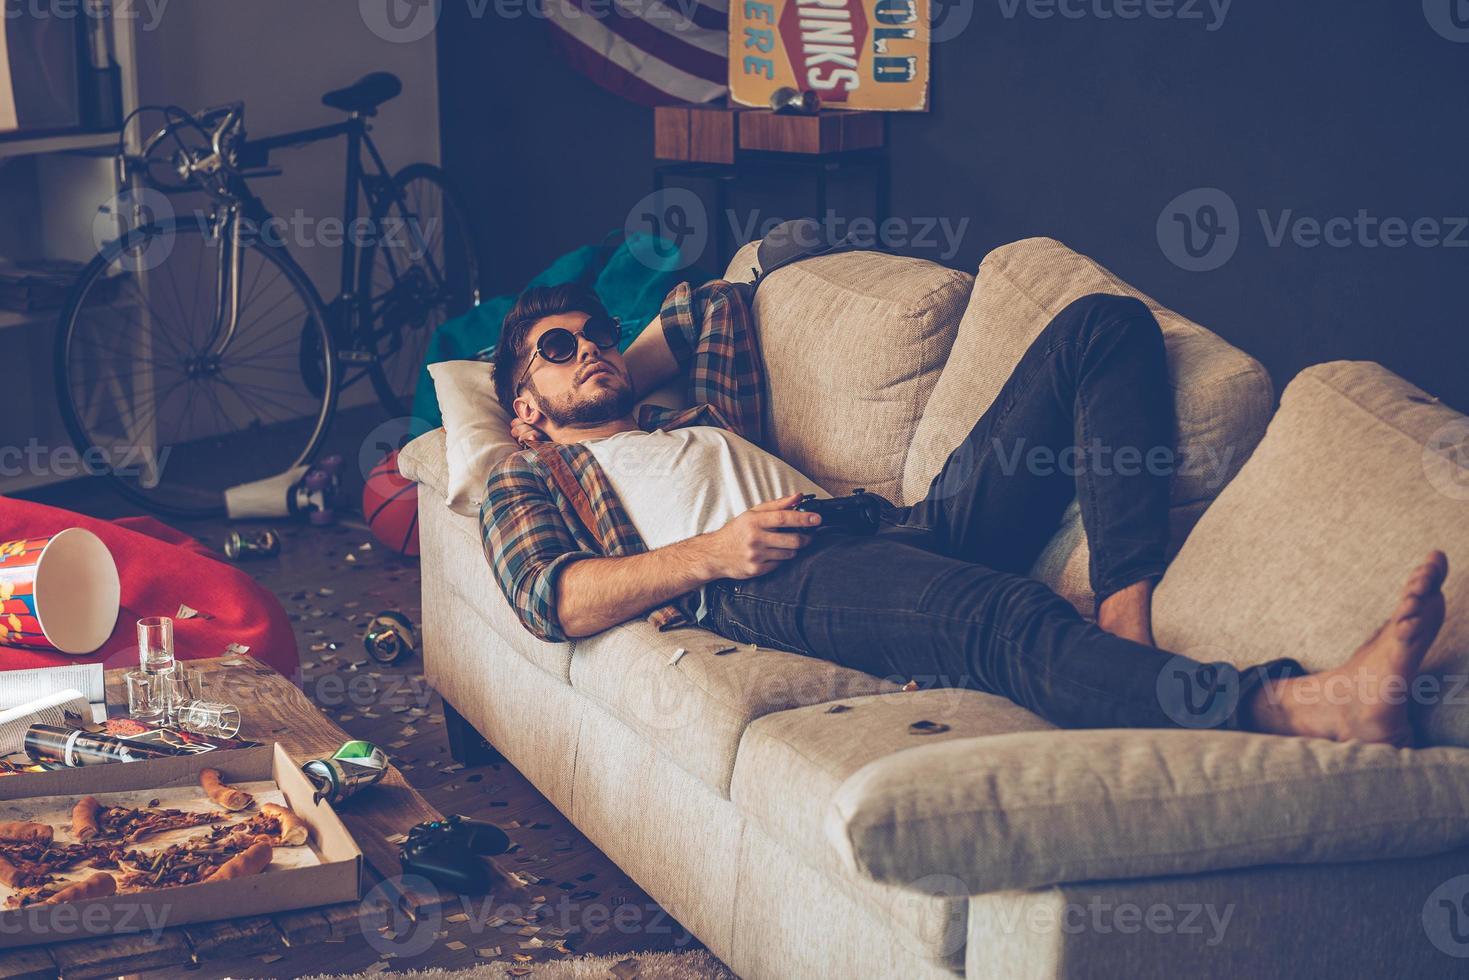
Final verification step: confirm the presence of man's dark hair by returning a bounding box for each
[492,283,610,416]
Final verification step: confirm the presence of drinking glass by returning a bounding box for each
[137,616,175,673]
[162,666,203,725]
[173,700,242,739]
[125,670,167,723]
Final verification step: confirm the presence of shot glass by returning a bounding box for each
[125,670,167,723]
[137,616,175,674]
[173,700,242,739]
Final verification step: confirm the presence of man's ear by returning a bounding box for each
[512,392,545,427]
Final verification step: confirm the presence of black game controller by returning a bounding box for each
[781,488,887,536]
[400,815,512,894]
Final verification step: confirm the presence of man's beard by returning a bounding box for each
[532,374,639,428]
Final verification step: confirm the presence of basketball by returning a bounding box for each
[363,450,419,557]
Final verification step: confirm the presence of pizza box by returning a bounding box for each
[0,743,362,948]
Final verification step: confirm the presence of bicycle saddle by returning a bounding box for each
[322,72,402,115]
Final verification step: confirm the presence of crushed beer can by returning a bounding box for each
[362,610,417,665]
[302,739,388,806]
[224,529,281,561]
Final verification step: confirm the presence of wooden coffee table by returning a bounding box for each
[0,655,462,979]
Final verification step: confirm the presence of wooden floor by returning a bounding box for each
[20,418,712,979]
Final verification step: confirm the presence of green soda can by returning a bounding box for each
[302,739,388,806]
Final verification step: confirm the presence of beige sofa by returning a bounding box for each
[399,238,1469,979]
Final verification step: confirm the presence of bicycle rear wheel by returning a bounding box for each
[358,163,480,418]
[55,218,337,519]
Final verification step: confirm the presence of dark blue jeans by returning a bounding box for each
[699,294,1305,730]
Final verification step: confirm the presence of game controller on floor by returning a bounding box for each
[781,488,888,536]
[399,814,512,894]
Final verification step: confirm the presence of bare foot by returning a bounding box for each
[1098,579,1156,646]
[1246,551,1449,745]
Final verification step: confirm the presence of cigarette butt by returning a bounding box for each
[668,647,688,666]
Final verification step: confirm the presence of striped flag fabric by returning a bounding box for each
[545,0,730,106]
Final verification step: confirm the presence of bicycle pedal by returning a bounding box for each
[337,348,376,364]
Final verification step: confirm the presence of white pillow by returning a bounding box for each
[427,360,514,517]
[428,359,691,518]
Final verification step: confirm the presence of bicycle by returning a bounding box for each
[55,72,480,519]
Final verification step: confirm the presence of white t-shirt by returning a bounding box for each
[582,425,830,622]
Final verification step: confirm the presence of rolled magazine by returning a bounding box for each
[0,689,93,758]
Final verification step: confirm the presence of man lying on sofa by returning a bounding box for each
[480,222,1447,746]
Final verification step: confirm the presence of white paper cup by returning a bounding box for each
[3,528,123,654]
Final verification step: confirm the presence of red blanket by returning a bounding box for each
[0,498,299,679]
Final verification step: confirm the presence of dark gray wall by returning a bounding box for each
[439,2,1469,410]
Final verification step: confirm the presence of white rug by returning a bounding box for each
[307,948,739,980]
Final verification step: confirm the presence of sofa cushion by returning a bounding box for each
[733,690,1053,878]
[723,241,760,285]
[826,727,1469,894]
[903,237,1274,617]
[1154,360,1469,747]
[569,619,897,795]
[731,690,1053,968]
[745,248,971,505]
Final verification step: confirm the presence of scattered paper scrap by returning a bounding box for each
[667,647,688,666]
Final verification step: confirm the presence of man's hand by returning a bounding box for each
[698,492,822,580]
[551,492,822,638]
[510,417,549,447]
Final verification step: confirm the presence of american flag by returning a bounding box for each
[545,0,729,106]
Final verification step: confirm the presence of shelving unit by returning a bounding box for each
[0,12,140,497]
[0,129,120,159]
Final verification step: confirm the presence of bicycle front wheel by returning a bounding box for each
[55,218,337,519]
[358,163,480,418]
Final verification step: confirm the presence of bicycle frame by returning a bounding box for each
[241,115,397,317]
[125,99,456,394]
[202,114,402,378]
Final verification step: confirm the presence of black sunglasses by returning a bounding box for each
[517,315,621,390]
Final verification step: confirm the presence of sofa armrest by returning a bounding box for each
[399,427,451,503]
[825,727,1469,895]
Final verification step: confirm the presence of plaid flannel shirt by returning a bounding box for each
[479,279,769,643]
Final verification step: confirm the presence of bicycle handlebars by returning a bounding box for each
[123,102,250,197]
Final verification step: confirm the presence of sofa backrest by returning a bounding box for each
[1154,360,1469,747]
[723,241,972,504]
[902,237,1276,615]
[730,235,1277,617]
